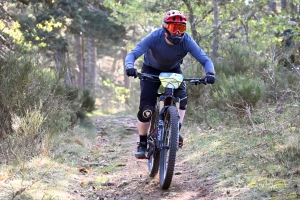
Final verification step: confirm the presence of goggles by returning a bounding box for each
[164,23,186,34]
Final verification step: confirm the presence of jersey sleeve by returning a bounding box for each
[186,36,215,75]
[125,34,154,69]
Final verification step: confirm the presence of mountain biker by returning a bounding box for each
[124,10,216,159]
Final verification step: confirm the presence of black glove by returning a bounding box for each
[126,68,137,77]
[205,72,216,84]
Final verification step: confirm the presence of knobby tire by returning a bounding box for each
[159,106,179,189]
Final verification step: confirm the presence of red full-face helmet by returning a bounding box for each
[162,10,187,45]
[163,10,187,35]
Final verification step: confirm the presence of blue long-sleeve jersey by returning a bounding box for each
[125,28,215,75]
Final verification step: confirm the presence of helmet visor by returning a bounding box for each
[165,23,186,34]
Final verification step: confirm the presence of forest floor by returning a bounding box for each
[1,113,300,200]
[63,114,222,200]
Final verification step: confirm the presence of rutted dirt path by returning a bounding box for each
[72,115,220,200]
[2,113,299,199]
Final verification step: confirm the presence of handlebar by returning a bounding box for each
[136,72,207,85]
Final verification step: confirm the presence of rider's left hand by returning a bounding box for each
[205,72,215,84]
[126,67,138,78]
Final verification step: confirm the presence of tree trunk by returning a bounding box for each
[122,41,130,89]
[290,2,299,21]
[54,50,69,83]
[74,35,82,89]
[281,0,287,10]
[81,36,86,89]
[87,37,97,93]
[111,57,118,73]
[182,0,201,44]
[65,51,72,85]
[54,50,63,72]
[212,0,219,60]
[269,0,277,14]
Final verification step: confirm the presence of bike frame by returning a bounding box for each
[137,72,206,189]
[138,72,206,156]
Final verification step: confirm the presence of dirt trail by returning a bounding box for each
[74,115,220,200]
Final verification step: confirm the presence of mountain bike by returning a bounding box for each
[136,72,207,189]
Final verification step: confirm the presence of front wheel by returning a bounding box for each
[159,106,179,189]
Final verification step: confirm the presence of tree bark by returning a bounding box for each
[65,51,73,85]
[74,35,82,89]
[81,36,86,89]
[87,37,97,93]
[281,0,287,10]
[54,50,64,72]
[182,0,200,43]
[212,0,219,60]
[122,41,130,89]
[290,2,299,21]
[269,0,278,14]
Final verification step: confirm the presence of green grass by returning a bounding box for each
[0,114,135,200]
[179,102,300,199]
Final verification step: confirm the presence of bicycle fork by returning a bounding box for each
[157,96,180,150]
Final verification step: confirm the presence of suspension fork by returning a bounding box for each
[158,95,164,150]
[157,88,180,150]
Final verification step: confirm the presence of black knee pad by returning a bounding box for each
[176,90,188,110]
[137,105,154,122]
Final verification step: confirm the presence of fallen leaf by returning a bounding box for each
[79,166,92,174]
[86,167,92,173]
[75,139,83,146]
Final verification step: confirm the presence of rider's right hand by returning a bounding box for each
[205,72,216,84]
[126,67,138,78]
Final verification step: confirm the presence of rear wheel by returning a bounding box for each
[159,106,179,189]
[147,104,160,177]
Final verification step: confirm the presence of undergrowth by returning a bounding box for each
[180,100,300,199]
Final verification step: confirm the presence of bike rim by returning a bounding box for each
[159,106,179,189]
[161,120,170,179]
